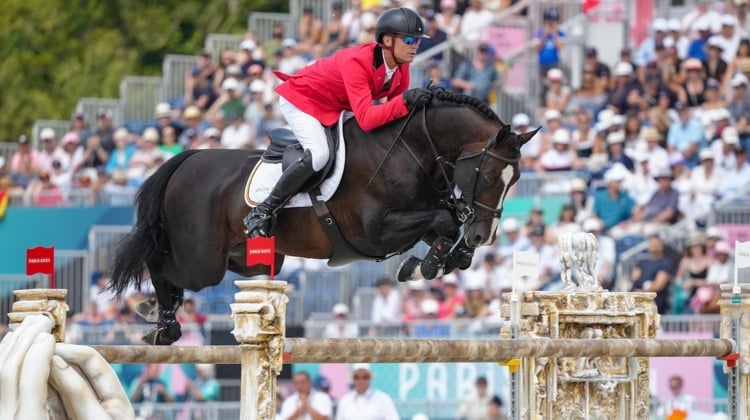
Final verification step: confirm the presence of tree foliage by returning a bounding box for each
[0,0,284,142]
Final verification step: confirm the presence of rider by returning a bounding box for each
[244,7,434,238]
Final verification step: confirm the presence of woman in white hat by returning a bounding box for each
[689,147,724,202]
[536,128,582,172]
[322,303,359,338]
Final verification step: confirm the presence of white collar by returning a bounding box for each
[382,50,396,80]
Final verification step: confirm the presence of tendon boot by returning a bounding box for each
[244,151,316,238]
[419,236,453,280]
[443,241,474,273]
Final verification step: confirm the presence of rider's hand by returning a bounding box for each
[403,88,433,111]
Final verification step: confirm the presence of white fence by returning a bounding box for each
[88,225,133,275]
[161,55,198,104]
[119,76,163,124]
[247,12,292,45]
[0,142,19,169]
[76,97,124,128]
[204,33,245,62]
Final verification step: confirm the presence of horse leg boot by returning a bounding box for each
[143,285,184,345]
[244,151,316,238]
[443,240,474,273]
[397,236,453,282]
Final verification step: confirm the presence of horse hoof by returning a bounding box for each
[142,326,181,346]
[142,328,161,345]
[135,298,159,323]
[397,256,422,282]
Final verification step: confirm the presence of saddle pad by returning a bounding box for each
[245,113,348,208]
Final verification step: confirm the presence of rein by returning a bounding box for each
[366,100,521,227]
[364,106,421,193]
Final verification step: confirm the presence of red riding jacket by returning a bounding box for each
[275,43,411,131]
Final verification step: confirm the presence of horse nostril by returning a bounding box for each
[471,234,483,247]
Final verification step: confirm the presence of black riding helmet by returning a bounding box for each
[375,7,429,43]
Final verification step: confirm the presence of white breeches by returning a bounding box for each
[278,96,330,171]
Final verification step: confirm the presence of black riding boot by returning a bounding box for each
[244,152,316,238]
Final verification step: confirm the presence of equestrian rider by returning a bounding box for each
[244,7,434,238]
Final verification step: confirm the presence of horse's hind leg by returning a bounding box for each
[143,270,184,346]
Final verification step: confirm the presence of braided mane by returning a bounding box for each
[433,90,505,125]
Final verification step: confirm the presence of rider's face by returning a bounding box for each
[384,34,420,65]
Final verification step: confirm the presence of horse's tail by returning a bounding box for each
[108,150,202,297]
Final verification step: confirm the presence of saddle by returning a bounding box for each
[260,126,339,193]
[246,114,365,266]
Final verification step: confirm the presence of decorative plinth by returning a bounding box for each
[8,289,68,342]
[501,291,658,420]
[231,279,288,420]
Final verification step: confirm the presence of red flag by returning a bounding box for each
[246,236,276,280]
[26,246,55,288]
[582,0,600,13]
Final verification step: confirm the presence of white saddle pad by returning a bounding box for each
[245,112,348,208]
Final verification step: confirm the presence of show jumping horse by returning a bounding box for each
[109,91,538,345]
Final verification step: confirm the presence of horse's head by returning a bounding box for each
[453,123,540,248]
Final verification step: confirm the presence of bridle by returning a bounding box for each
[366,105,521,227]
[454,130,521,224]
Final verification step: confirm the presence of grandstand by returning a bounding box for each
[1,0,749,418]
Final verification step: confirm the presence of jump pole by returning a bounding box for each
[90,337,734,364]
[8,279,749,420]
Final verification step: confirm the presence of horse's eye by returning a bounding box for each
[483,173,498,183]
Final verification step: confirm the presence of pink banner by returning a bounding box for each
[485,26,527,90]
[650,331,715,403]
[320,363,351,399]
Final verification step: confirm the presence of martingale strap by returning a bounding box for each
[308,187,369,267]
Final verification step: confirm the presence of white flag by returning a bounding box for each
[735,240,750,269]
[513,250,539,278]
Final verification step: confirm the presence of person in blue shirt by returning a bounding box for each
[451,43,499,104]
[667,102,705,168]
[686,19,713,61]
[635,18,670,68]
[605,130,635,171]
[592,165,635,232]
[535,7,565,97]
[426,60,451,90]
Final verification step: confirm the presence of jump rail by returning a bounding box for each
[6,275,749,420]
[91,338,734,364]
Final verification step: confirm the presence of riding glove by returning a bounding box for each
[403,88,433,111]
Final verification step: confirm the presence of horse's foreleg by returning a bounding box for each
[390,209,459,282]
[143,276,184,346]
[444,240,475,272]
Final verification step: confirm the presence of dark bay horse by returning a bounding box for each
[109,91,538,344]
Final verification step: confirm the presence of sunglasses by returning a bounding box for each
[397,35,421,46]
[353,375,370,380]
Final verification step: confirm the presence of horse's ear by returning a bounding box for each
[517,126,542,146]
[499,124,511,138]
